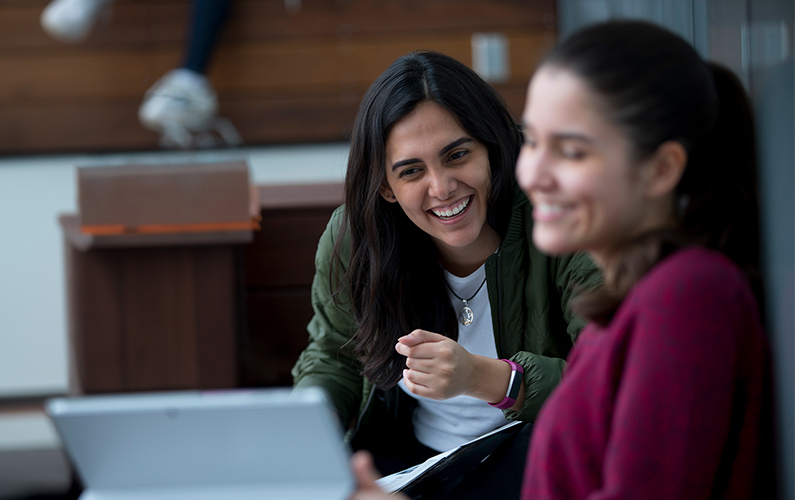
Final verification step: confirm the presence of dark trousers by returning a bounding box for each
[182,0,234,74]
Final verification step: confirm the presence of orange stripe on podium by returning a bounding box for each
[80,219,260,235]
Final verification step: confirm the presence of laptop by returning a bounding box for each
[46,387,353,500]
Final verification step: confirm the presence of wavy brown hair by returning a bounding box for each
[540,21,761,325]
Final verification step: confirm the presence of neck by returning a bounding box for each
[437,227,501,277]
[590,200,677,271]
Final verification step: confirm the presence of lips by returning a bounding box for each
[533,201,572,222]
[429,196,471,220]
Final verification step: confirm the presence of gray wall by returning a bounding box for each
[558,1,794,497]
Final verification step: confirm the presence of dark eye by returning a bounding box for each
[448,150,469,161]
[399,167,420,178]
[561,147,585,160]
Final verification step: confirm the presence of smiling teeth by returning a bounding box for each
[536,203,566,215]
[432,197,470,219]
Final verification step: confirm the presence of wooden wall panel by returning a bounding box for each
[193,246,238,389]
[64,237,239,394]
[244,207,341,288]
[0,0,555,153]
[66,241,124,393]
[0,31,547,100]
[120,248,200,391]
[242,289,313,387]
[240,183,342,388]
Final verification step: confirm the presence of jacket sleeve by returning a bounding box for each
[554,251,603,342]
[291,207,363,428]
[504,251,601,422]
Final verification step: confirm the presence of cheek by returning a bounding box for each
[514,152,530,191]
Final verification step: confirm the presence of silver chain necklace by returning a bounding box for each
[446,276,487,326]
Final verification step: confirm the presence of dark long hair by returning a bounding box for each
[334,51,521,389]
[541,21,761,324]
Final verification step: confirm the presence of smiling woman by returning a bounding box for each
[380,101,499,277]
[291,51,600,499]
[516,21,773,499]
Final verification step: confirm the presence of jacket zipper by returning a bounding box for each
[494,248,504,357]
[350,384,375,440]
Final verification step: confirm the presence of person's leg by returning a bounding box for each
[138,0,241,147]
[181,0,234,75]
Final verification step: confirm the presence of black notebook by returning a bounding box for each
[376,421,524,499]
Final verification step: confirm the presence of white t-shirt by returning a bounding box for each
[398,263,508,452]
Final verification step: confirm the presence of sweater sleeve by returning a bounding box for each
[291,207,363,428]
[586,256,758,499]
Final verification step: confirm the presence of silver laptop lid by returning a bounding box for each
[46,387,352,500]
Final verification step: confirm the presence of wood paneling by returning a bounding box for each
[66,240,125,392]
[65,239,239,393]
[120,248,200,390]
[240,182,342,387]
[0,0,555,154]
[0,31,548,99]
[244,208,336,287]
[241,289,313,387]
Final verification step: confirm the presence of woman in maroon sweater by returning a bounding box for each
[516,21,774,499]
[350,20,774,500]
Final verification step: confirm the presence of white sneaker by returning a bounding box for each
[139,69,242,149]
[40,0,113,43]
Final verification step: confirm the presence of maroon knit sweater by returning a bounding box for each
[522,247,774,500]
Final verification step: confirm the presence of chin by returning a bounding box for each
[532,230,580,256]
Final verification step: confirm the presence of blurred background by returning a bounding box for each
[0,0,791,499]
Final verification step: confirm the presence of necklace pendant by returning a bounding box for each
[458,304,474,326]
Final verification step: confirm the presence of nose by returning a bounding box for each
[516,144,551,196]
[427,167,457,200]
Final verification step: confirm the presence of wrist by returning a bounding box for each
[467,355,512,403]
[488,359,524,410]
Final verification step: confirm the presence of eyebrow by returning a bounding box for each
[552,132,594,144]
[391,137,474,171]
[521,123,594,144]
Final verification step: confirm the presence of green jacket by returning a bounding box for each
[292,186,600,444]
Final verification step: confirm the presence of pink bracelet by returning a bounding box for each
[488,359,524,410]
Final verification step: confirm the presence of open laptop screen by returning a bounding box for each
[46,387,352,500]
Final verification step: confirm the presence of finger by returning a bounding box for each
[404,357,446,374]
[395,341,411,357]
[398,342,441,360]
[403,372,442,400]
[397,329,447,347]
[403,368,435,388]
[351,451,382,491]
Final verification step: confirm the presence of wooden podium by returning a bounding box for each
[60,215,250,394]
[61,161,256,394]
[60,163,344,395]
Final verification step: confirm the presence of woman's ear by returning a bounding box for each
[644,141,687,199]
[379,183,398,203]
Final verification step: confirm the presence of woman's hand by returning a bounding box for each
[395,330,477,400]
[348,451,409,500]
[395,330,519,405]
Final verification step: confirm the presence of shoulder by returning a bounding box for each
[315,205,350,268]
[319,205,348,245]
[628,246,758,325]
[640,246,748,295]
